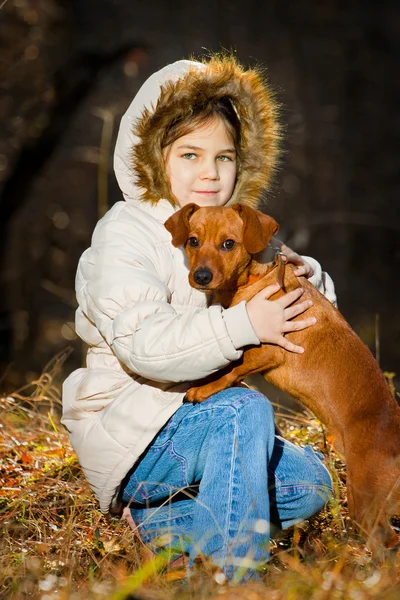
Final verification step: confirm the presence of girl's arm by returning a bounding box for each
[76,212,259,384]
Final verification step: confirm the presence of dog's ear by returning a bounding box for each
[233,204,279,253]
[164,203,200,247]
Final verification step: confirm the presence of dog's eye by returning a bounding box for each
[222,239,236,251]
[187,237,199,248]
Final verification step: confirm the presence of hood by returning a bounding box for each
[114,55,281,209]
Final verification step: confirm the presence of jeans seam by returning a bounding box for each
[226,412,238,547]
[278,483,331,490]
[136,512,194,526]
[129,440,189,502]
[168,441,189,487]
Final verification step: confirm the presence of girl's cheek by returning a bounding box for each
[225,165,238,191]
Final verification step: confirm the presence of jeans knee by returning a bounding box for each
[208,389,275,441]
[230,390,275,433]
[243,390,274,418]
[234,392,277,450]
[309,461,333,512]
[235,389,273,415]
[308,448,333,492]
[209,388,274,422]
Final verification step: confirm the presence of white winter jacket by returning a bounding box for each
[62,57,337,514]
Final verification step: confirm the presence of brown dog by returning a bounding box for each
[165,203,400,551]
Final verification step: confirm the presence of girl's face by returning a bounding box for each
[165,117,237,208]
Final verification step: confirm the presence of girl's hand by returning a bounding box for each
[246,283,316,353]
[270,237,314,279]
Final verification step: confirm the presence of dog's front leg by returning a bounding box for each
[185,346,279,403]
[185,371,240,403]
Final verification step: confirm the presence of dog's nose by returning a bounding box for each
[194,268,213,286]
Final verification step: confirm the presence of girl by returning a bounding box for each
[62,55,336,580]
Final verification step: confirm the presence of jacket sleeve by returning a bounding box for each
[77,218,259,384]
[301,255,338,307]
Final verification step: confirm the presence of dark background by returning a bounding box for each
[1,0,399,392]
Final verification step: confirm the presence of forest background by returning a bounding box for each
[0,0,399,391]
[1,2,400,598]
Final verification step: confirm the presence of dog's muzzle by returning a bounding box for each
[194,268,213,286]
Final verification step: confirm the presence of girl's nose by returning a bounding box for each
[199,160,219,180]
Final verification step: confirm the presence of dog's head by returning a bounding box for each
[164,203,279,292]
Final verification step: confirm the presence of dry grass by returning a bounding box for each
[1,355,399,599]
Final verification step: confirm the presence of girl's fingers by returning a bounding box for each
[284,299,313,320]
[280,245,304,266]
[283,316,317,333]
[261,282,281,299]
[293,266,307,276]
[277,336,304,354]
[286,254,304,267]
[277,287,304,307]
[294,265,313,278]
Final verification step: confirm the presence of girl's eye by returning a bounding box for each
[216,155,232,162]
[187,237,199,248]
[222,239,236,251]
[182,153,197,160]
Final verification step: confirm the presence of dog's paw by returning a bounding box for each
[185,387,208,403]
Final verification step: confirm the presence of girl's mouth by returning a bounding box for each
[193,191,219,196]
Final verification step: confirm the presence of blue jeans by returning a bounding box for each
[121,388,332,580]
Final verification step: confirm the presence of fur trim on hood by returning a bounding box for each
[114,55,281,209]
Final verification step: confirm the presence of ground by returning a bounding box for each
[1,357,399,599]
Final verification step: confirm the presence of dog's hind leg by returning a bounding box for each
[346,459,400,551]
